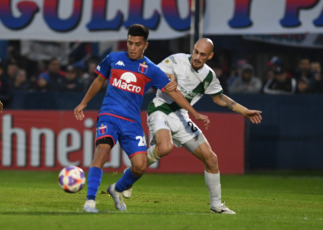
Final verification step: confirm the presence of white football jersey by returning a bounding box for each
[147,53,223,117]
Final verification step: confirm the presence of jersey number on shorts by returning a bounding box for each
[136,136,147,146]
[187,121,198,133]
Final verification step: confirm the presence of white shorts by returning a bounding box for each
[147,111,202,148]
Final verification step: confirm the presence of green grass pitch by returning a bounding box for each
[0,170,322,230]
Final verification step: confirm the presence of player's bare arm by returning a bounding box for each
[74,76,106,121]
[0,100,3,114]
[166,89,210,129]
[164,81,177,93]
[212,93,262,124]
[163,74,178,92]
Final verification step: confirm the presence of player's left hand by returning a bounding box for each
[245,110,262,124]
[195,113,210,130]
[74,103,87,121]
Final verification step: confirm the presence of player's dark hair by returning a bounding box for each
[128,24,149,41]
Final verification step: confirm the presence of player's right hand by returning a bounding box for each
[195,113,210,130]
[74,103,87,121]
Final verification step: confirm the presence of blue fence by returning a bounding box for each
[8,91,323,170]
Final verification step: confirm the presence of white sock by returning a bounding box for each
[147,145,159,166]
[204,170,221,207]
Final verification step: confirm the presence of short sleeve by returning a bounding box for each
[157,55,176,74]
[204,71,223,95]
[95,54,112,79]
[151,66,170,90]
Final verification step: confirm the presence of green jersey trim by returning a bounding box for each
[147,101,182,115]
[192,70,214,95]
[210,90,223,97]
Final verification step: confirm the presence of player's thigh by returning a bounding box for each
[119,121,147,158]
[147,111,172,145]
[171,116,202,147]
[155,129,173,146]
[96,115,119,146]
[182,132,207,155]
[188,136,218,166]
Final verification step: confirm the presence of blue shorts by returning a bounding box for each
[96,114,147,158]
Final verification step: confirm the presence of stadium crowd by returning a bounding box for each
[1,42,323,109]
[213,56,323,95]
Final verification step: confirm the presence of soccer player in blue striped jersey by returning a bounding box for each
[74,24,209,213]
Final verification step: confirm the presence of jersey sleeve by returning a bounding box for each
[151,66,170,91]
[205,71,223,95]
[95,54,112,79]
[157,55,176,74]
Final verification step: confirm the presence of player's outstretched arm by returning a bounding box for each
[74,76,105,121]
[166,87,210,129]
[212,93,262,124]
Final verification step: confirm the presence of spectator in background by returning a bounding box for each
[211,62,228,93]
[6,61,19,82]
[82,59,99,91]
[28,60,47,90]
[227,59,246,89]
[310,61,321,74]
[40,58,66,91]
[3,44,21,70]
[261,68,275,91]
[36,73,50,92]
[296,77,311,94]
[0,62,14,108]
[309,61,323,93]
[263,66,296,95]
[14,69,31,90]
[268,56,284,70]
[64,65,83,92]
[295,58,313,80]
[311,70,323,94]
[264,56,284,83]
[229,64,262,94]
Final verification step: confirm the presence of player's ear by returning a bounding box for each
[208,52,214,61]
[144,41,149,51]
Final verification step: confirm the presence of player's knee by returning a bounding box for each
[131,159,147,176]
[158,143,174,157]
[204,151,218,169]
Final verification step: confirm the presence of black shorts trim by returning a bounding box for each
[96,137,114,148]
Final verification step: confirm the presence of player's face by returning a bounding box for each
[127,35,148,60]
[191,42,214,71]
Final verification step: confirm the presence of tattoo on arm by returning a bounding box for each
[219,94,236,110]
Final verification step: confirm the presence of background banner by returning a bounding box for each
[1,0,323,41]
[0,110,245,174]
[243,34,323,49]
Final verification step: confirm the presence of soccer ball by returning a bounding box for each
[58,166,86,193]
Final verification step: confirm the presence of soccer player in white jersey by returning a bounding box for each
[123,38,262,214]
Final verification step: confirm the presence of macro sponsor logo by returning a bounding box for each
[112,72,142,94]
